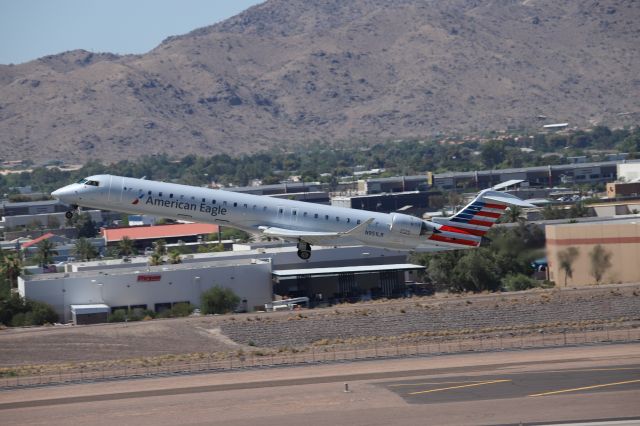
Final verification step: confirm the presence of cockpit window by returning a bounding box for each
[78,178,99,186]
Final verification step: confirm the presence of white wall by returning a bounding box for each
[618,163,640,182]
[19,260,272,323]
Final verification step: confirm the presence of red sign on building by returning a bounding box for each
[137,275,161,282]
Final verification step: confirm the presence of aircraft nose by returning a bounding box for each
[51,185,74,202]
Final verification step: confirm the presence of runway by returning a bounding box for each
[1,343,639,425]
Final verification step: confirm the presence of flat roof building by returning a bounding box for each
[546,219,640,286]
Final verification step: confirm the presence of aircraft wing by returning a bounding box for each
[259,218,374,246]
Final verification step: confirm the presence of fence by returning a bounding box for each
[2,327,639,389]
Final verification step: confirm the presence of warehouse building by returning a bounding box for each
[19,258,273,323]
[18,244,415,323]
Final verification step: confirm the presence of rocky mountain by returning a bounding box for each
[0,0,638,164]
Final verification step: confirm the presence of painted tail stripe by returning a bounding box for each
[429,234,479,247]
[483,203,507,210]
[468,219,494,227]
[439,225,487,237]
[475,211,502,219]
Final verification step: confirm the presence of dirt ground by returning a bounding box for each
[1,283,639,370]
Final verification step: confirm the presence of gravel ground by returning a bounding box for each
[0,283,638,368]
[219,283,640,347]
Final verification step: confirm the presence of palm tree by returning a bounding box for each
[153,239,167,256]
[168,250,182,264]
[35,239,58,267]
[0,252,23,289]
[74,238,98,261]
[503,206,523,223]
[117,236,136,257]
[149,252,163,266]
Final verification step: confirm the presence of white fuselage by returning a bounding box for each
[52,175,446,252]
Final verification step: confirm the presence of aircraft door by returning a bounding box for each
[108,176,124,203]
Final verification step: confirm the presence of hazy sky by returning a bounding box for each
[0,0,263,65]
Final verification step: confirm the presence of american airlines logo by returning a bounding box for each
[132,194,145,205]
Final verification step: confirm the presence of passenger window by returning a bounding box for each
[244,204,248,208]
[159,192,163,197]
[202,198,205,203]
[325,215,329,220]
[336,217,339,222]
[314,214,319,219]
[347,218,351,223]
[292,211,297,216]
[357,220,361,225]
[303,212,308,217]
[212,200,216,204]
[233,202,238,207]
[148,191,152,195]
[263,206,267,211]
[279,208,284,214]
[223,201,228,206]
[169,194,173,198]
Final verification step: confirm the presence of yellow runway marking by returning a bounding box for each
[529,378,640,397]
[408,379,511,395]
[390,380,489,388]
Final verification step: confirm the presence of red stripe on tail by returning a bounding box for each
[439,225,487,237]
[429,233,479,247]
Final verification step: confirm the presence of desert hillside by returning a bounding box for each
[0,0,638,163]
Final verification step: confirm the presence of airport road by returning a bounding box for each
[1,343,640,425]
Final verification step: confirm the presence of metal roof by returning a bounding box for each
[70,304,110,314]
[272,263,425,278]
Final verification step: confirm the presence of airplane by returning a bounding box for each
[52,175,534,260]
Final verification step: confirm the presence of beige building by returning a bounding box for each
[546,219,640,286]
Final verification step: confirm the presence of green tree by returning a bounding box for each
[148,252,163,266]
[153,239,167,256]
[201,286,240,314]
[557,246,580,286]
[0,252,23,289]
[168,250,182,264]
[502,205,523,223]
[35,239,58,266]
[75,212,98,238]
[74,237,98,261]
[117,236,136,256]
[589,244,612,284]
[480,140,506,168]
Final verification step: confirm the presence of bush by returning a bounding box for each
[108,309,127,323]
[170,302,193,317]
[0,294,58,326]
[502,274,539,291]
[27,300,58,325]
[201,286,240,314]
